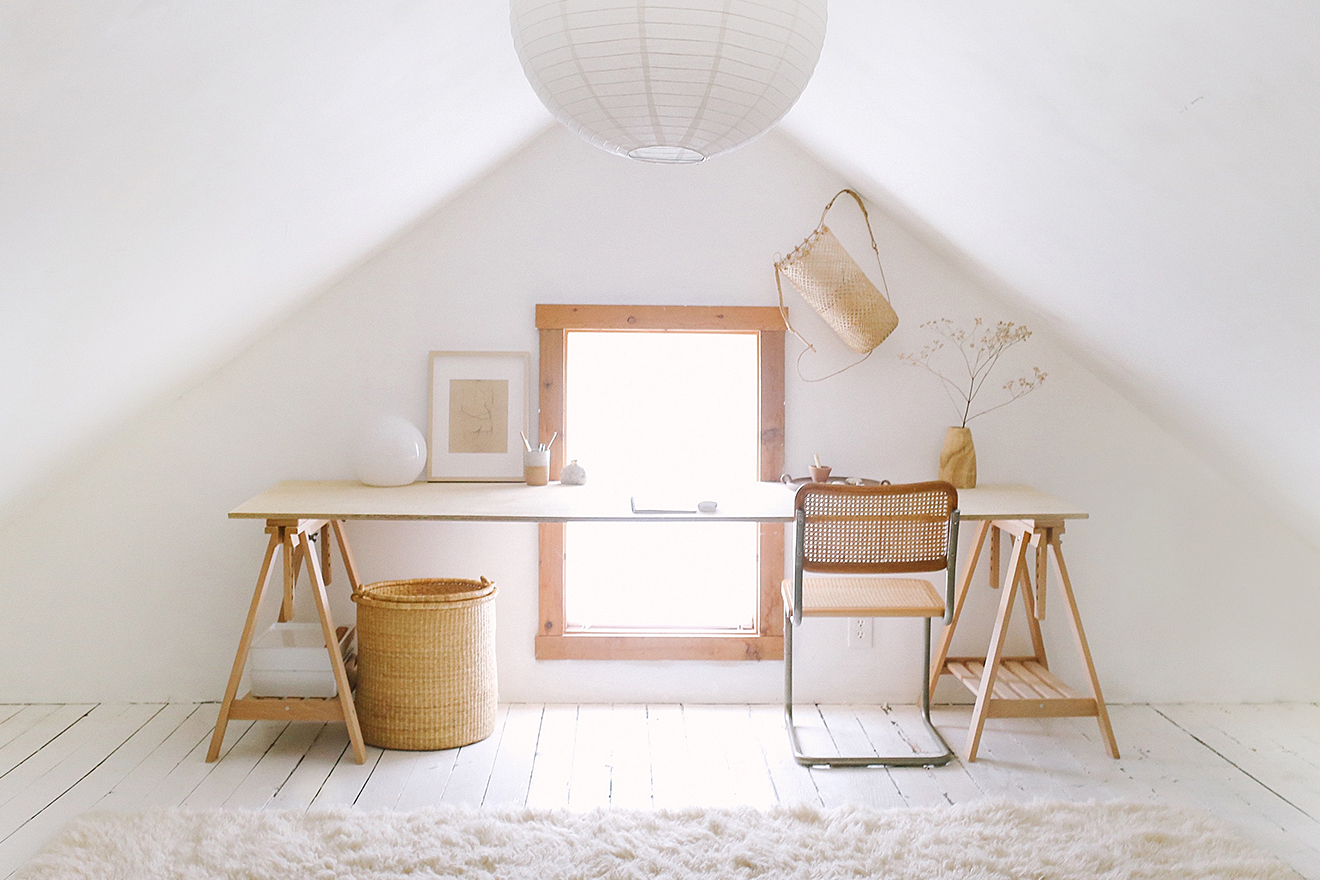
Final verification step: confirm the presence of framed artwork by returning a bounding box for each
[428,351,530,481]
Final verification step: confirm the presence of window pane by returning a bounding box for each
[564,331,761,633]
[565,331,759,485]
[564,522,758,631]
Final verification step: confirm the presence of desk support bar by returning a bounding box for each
[207,532,280,762]
[930,520,990,695]
[1050,531,1119,758]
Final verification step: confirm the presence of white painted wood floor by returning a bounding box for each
[1,702,1318,878]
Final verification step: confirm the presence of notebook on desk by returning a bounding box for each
[629,496,719,514]
[629,496,698,514]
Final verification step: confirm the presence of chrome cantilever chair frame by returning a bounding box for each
[784,481,960,767]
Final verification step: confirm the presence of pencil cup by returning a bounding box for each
[524,449,550,486]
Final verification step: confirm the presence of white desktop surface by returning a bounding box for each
[229,479,798,523]
[955,484,1088,522]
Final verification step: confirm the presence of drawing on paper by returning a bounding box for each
[448,379,509,454]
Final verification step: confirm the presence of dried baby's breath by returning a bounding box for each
[899,318,1046,427]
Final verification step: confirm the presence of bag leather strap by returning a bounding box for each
[820,189,893,306]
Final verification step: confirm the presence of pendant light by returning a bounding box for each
[510,0,827,164]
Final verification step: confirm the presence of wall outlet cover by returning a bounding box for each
[847,617,872,648]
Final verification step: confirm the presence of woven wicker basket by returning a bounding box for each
[352,577,497,750]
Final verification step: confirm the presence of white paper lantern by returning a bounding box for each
[511,0,827,164]
[353,416,427,487]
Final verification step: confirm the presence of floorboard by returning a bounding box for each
[3,702,1319,879]
[712,706,777,808]
[131,720,249,809]
[354,747,423,811]
[482,704,541,808]
[0,707,62,756]
[0,705,158,823]
[264,724,346,811]
[0,704,173,869]
[606,705,652,809]
[224,722,325,810]
[680,705,743,809]
[645,705,693,810]
[0,706,95,783]
[525,705,575,810]
[392,746,458,811]
[310,744,384,809]
[438,705,508,807]
[1160,703,1320,819]
[747,704,820,807]
[564,704,610,811]
[95,704,217,813]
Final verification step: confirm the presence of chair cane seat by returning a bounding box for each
[782,576,945,619]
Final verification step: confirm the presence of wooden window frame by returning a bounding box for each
[534,304,786,661]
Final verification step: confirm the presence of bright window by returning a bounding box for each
[563,331,759,633]
[534,304,786,661]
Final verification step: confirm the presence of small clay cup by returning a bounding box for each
[808,465,832,483]
[524,449,550,486]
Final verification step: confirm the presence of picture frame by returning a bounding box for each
[428,351,531,482]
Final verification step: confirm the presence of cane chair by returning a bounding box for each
[784,481,960,766]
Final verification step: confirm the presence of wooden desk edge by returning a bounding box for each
[228,512,794,523]
[957,510,1088,522]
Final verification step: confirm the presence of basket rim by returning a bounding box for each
[352,577,495,606]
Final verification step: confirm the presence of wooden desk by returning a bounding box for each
[210,480,796,763]
[228,479,798,524]
[930,485,1119,761]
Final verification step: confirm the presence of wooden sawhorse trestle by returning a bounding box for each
[930,517,1119,762]
[207,518,367,764]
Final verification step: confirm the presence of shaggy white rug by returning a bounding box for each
[18,800,1296,879]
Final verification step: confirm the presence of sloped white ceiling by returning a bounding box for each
[0,1,546,506]
[781,1,1320,531]
[3,2,1318,534]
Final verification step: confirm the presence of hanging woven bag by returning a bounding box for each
[775,188,898,379]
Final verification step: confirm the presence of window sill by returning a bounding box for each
[535,634,784,661]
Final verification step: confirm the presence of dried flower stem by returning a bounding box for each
[900,318,1046,428]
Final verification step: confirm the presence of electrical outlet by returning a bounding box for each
[847,617,872,648]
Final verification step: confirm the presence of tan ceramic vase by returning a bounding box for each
[938,426,977,488]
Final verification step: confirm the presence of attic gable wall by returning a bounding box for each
[1,127,1316,704]
[5,1,1317,547]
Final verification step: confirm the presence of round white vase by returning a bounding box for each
[353,416,427,487]
[559,460,587,485]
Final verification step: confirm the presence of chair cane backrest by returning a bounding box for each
[795,481,958,574]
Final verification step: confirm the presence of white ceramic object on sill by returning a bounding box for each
[353,416,427,487]
[559,460,586,485]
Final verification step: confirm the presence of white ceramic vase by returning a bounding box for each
[560,460,587,485]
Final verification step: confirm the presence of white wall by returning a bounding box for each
[3,126,1317,705]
